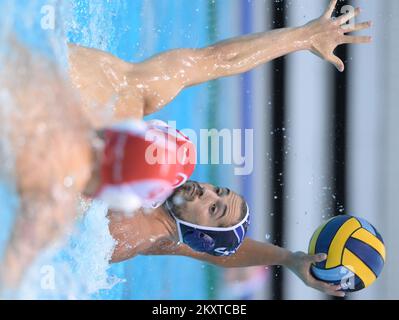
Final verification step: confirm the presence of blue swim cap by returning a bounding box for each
[165,200,250,256]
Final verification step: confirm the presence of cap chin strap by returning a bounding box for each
[164,200,185,244]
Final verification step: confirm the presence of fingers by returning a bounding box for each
[302,253,346,297]
[343,21,372,33]
[327,54,345,72]
[312,280,346,297]
[324,0,338,19]
[308,253,327,263]
[336,7,361,26]
[307,255,345,296]
[307,271,345,297]
[342,35,373,44]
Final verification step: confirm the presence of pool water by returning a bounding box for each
[0,0,219,300]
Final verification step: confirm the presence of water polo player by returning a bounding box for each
[83,119,251,256]
[76,118,344,297]
[1,1,370,298]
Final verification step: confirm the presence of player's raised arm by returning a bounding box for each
[136,0,371,116]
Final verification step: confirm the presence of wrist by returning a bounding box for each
[280,249,296,269]
[293,26,312,51]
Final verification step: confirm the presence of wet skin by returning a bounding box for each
[0,40,93,288]
[68,1,371,131]
[80,0,370,298]
[109,181,245,262]
[1,1,368,297]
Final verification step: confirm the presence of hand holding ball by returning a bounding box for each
[308,215,386,292]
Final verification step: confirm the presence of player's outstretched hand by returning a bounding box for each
[303,0,372,72]
[286,251,346,298]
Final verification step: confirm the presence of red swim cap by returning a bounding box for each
[96,120,196,212]
[146,120,196,188]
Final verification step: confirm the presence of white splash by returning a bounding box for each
[16,201,124,299]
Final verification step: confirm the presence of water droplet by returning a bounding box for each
[63,176,74,188]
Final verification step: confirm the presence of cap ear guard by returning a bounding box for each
[182,230,215,253]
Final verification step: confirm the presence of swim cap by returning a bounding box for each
[146,120,196,188]
[164,200,250,256]
[95,119,198,212]
[96,120,179,212]
[143,120,197,209]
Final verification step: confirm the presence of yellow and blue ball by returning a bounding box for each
[308,215,386,292]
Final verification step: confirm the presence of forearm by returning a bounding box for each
[196,238,294,269]
[208,27,309,78]
[144,237,293,269]
[134,26,312,114]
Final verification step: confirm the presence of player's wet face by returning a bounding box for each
[167,181,244,228]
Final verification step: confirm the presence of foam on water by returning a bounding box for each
[15,201,123,299]
[0,0,126,299]
[1,0,208,300]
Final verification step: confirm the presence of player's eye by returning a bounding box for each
[209,203,217,216]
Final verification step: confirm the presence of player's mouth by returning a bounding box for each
[166,181,204,218]
[169,181,204,206]
[180,181,204,200]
